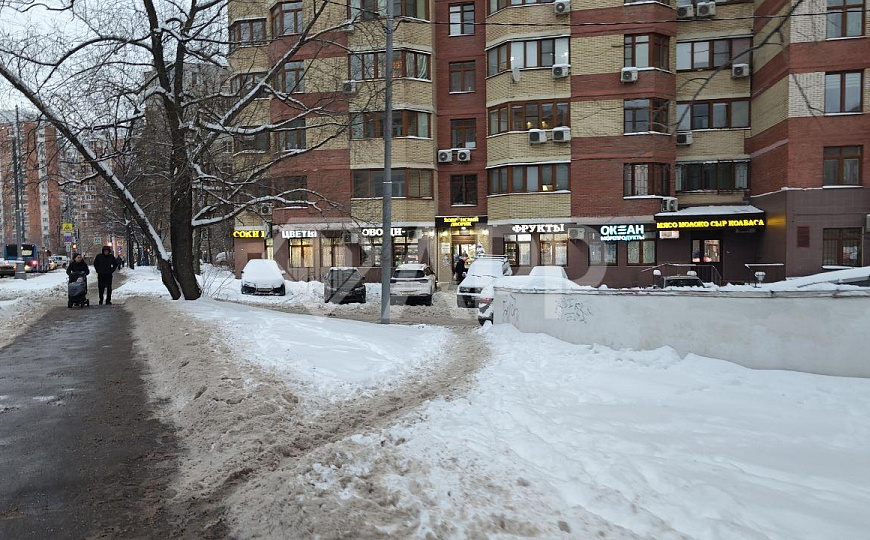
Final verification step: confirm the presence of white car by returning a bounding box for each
[240,259,286,295]
[478,271,581,325]
[529,265,568,279]
[457,256,512,308]
[50,255,70,268]
[390,263,437,305]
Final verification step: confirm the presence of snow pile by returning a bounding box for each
[177,298,452,400]
[0,271,69,300]
[314,325,870,539]
[113,266,169,297]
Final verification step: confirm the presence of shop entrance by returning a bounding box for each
[452,236,478,262]
[691,233,723,282]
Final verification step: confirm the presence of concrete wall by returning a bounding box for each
[494,288,870,377]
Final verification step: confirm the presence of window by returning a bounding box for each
[272,2,303,36]
[489,0,555,13]
[229,19,266,50]
[487,100,569,134]
[351,110,431,139]
[392,234,420,265]
[277,176,307,203]
[676,99,750,130]
[628,233,656,265]
[589,233,617,265]
[624,34,669,70]
[278,61,305,93]
[825,72,863,113]
[449,4,475,36]
[823,146,862,185]
[289,238,314,267]
[676,161,749,191]
[623,163,670,196]
[487,37,570,76]
[353,169,432,198]
[232,72,268,98]
[280,118,306,150]
[449,61,476,93]
[624,99,669,133]
[692,239,721,263]
[234,128,270,153]
[827,0,864,38]
[451,118,477,148]
[488,163,570,194]
[797,226,811,248]
[504,234,532,265]
[349,50,430,80]
[348,0,429,20]
[823,228,862,266]
[540,233,568,266]
[321,237,346,267]
[451,174,478,205]
[676,37,751,71]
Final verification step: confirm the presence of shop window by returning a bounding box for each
[362,237,381,266]
[451,174,478,205]
[289,238,314,267]
[692,239,721,263]
[488,163,570,194]
[349,50,430,80]
[827,0,864,39]
[627,232,656,265]
[449,3,475,36]
[624,99,669,134]
[272,2,303,36]
[231,72,267,98]
[449,61,475,93]
[676,37,751,71]
[825,72,863,114]
[280,117,306,150]
[489,0,555,14]
[277,61,305,93]
[504,234,532,266]
[624,34,669,70]
[823,228,862,266]
[676,99,749,130]
[353,169,432,198]
[392,234,420,266]
[623,163,670,196]
[589,233,617,265]
[229,19,266,51]
[488,100,568,134]
[450,118,477,148]
[540,233,568,266]
[321,237,346,267]
[823,146,862,185]
[676,161,749,192]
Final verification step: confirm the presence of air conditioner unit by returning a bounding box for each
[677,5,694,18]
[567,227,585,241]
[437,149,453,163]
[620,67,639,83]
[661,197,679,213]
[456,148,472,162]
[731,63,750,78]
[676,131,693,146]
[340,20,355,32]
[552,64,571,79]
[554,0,570,15]
[529,129,547,144]
[342,80,357,94]
[260,204,273,215]
[695,1,716,17]
[552,126,571,142]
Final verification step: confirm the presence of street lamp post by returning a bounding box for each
[12,107,26,280]
[379,0,395,324]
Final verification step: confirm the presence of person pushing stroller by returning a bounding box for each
[66,253,90,308]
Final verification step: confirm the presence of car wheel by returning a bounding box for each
[424,295,433,306]
[456,297,466,308]
[68,300,73,308]
[278,285,286,296]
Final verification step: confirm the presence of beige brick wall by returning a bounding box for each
[486,133,571,166]
[350,138,435,168]
[350,79,434,110]
[304,56,348,94]
[678,3,754,40]
[228,0,269,23]
[677,69,751,100]
[571,100,623,137]
[751,76,788,135]
[485,5,566,45]
[351,198,436,223]
[233,98,271,126]
[487,193,571,221]
[228,45,270,73]
[753,5,791,71]
[676,129,749,161]
[348,19,432,51]
[571,34,623,76]
[309,2,350,33]
[305,120,349,151]
[572,0,621,10]
[787,69,870,118]
[790,0,826,43]
[486,70,571,107]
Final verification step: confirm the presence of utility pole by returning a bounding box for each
[379,0,394,324]
[12,107,26,280]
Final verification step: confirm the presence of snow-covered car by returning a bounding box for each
[477,273,582,325]
[529,266,568,279]
[390,263,436,305]
[240,259,286,295]
[324,267,366,304]
[51,255,69,268]
[457,256,512,308]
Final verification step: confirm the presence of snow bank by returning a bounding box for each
[0,271,69,300]
[114,267,168,297]
[344,325,870,539]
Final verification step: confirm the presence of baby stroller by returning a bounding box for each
[68,271,90,308]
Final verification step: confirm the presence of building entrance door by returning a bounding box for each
[691,234,723,282]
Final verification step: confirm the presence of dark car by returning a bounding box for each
[0,259,14,277]
[324,267,366,304]
[661,275,706,288]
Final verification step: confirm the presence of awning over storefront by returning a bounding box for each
[654,205,766,230]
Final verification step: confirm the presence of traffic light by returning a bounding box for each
[72,243,78,250]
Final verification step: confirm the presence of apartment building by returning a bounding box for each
[228,0,869,285]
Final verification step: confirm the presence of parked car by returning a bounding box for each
[661,274,706,288]
[240,259,286,295]
[457,256,512,308]
[529,266,568,279]
[50,255,69,268]
[0,259,14,277]
[477,273,583,325]
[324,267,366,304]
[390,263,437,305]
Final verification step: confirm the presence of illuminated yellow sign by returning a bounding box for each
[441,216,480,228]
[233,230,266,239]
[61,222,74,232]
[656,218,765,230]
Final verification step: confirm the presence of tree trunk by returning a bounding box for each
[158,258,181,300]
[170,165,201,300]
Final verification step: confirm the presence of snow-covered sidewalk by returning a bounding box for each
[0,271,69,301]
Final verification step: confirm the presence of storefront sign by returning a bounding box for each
[510,223,566,234]
[656,218,765,230]
[61,222,74,233]
[361,227,406,237]
[659,230,680,240]
[437,216,484,228]
[233,229,266,239]
[599,224,645,242]
[280,229,318,239]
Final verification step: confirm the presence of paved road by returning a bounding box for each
[0,299,184,538]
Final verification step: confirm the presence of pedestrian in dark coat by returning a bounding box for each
[66,254,89,283]
[454,254,468,282]
[93,246,119,305]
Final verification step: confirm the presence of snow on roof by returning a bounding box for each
[656,205,764,218]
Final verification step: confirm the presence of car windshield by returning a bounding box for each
[328,269,361,281]
[395,270,424,279]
